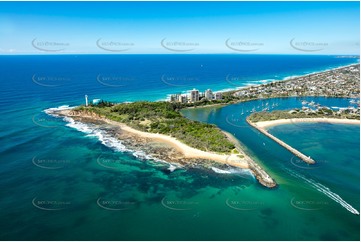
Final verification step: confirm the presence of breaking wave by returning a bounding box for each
[211,166,255,179]
[45,106,181,172]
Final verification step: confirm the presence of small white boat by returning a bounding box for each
[350,100,357,104]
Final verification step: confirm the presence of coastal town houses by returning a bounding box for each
[233,65,360,100]
[169,88,223,103]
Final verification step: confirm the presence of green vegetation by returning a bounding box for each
[248,108,360,122]
[76,101,236,153]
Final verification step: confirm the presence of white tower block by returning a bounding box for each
[85,95,88,106]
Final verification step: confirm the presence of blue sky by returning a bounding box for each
[0,1,359,54]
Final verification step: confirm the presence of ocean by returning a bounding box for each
[0,54,359,240]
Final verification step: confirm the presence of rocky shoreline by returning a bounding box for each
[50,109,277,188]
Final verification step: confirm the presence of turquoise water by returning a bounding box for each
[269,123,360,208]
[181,97,360,240]
[1,97,357,240]
[0,55,359,240]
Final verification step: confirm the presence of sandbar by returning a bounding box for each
[255,118,360,129]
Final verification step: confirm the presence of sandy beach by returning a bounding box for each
[248,117,360,165]
[108,119,249,168]
[255,118,360,129]
[59,109,249,169]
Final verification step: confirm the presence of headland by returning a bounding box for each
[48,63,360,189]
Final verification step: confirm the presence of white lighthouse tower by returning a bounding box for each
[85,95,88,106]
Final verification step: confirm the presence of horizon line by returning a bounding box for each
[1,53,360,56]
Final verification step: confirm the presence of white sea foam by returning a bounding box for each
[211,166,255,179]
[228,167,255,177]
[46,107,182,172]
[286,168,360,215]
[64,116,129,152]
[281,63,359,82]
[45,105,72,112]
[168,164,178,172]
[330,106,351,110]
[64,117,92,134]
[254,79,276,84]
[211,167,232,174]
[312,181,360,215]
[245,82,256,86]
[213,87,240,93]
[44,105,75,116]
[283,75,301,80]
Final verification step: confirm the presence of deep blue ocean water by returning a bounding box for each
[0,54,359,240]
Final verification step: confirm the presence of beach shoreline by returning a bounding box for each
[47,63,359,189]
[247,117,360,165]
[58,109,249,169]
[247,118,316,164]
[210,63,360,101]
[255,118,360,129]
[51,108,277,188]
[180,63,360,111]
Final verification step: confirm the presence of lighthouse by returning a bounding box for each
[85,95,88,106]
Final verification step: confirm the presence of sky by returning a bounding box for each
[0,1,359,55]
